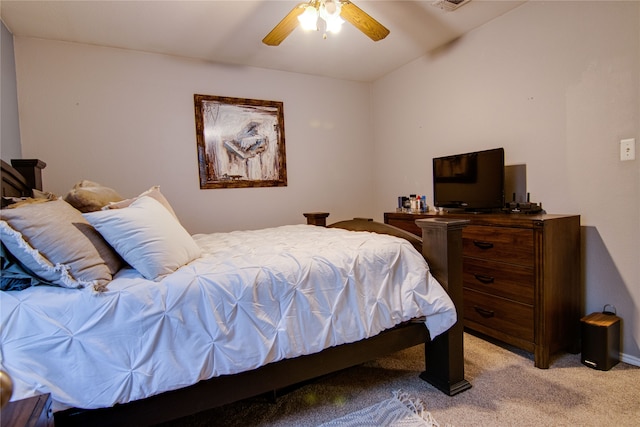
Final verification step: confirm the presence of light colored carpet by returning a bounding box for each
[318,391,440,427]
[158,332,640,426]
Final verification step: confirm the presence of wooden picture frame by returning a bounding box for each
[194,94,287,189]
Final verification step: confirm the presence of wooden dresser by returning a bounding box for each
[384,211,581,368]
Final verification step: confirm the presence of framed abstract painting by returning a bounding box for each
[194,94,287,189]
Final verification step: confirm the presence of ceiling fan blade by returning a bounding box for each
[340,1,390,42]
[262,3,306,46]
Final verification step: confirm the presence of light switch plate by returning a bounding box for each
[620,138,635,161]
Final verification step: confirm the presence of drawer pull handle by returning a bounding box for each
[474,306,495,318]
[473,240,494,250]
[474,274,495,284]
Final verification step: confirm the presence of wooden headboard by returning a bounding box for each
[1,159,46,207]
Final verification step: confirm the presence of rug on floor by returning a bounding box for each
[318,390,442,427]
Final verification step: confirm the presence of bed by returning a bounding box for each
[0,159,470,426]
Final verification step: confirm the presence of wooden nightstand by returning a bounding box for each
[1,393,54,427]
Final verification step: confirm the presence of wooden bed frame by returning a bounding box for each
[1,159,470,426]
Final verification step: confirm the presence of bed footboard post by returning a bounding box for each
[416,218,471,396]
[303,212,330,227]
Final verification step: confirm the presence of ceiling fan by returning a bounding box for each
[263,0,390,46]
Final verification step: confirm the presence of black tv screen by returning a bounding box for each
[433,147,505,211]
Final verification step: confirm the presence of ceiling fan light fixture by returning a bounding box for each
[325,15,344,34]
[320,0,344,33]
[298,5,319,31]
[263,0,389,46]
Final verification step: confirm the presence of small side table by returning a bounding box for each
[1,393,54,427]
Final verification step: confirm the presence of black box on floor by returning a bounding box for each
[580,311,620,370]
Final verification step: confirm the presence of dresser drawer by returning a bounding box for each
[463,226,534,266]
[464,288,534,342]
[463,257,534,305]
[385,217,422,237]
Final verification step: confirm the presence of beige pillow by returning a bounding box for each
[3,198,50,209]
[64,180,124,213]
[2,189,57,208]
[104,185,178,219]
[32,189,58,200]
[0,199,122,291]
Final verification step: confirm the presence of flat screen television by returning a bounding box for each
[433,147,505,212]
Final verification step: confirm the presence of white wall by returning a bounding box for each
[1,21,21,161]
[13,38,375,233]
[372,1,640,362]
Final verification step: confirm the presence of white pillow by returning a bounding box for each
[84,196,201,281]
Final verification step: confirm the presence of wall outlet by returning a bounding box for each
[620,138,635,161]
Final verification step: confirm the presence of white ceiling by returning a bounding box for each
[1,0,525,82]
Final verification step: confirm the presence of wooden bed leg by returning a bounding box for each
[303,212,330,227]
[416,218,471,396]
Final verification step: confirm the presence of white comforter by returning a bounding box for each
[0,225,455,411]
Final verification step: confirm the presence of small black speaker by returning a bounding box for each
[581,307,621,371]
